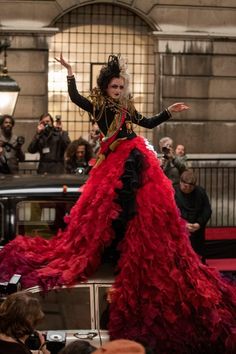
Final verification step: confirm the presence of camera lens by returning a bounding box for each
[162,147,169,154]
[75,167,85,175]
[25,332,41,350]
[5,145,11,152]
[16,136,25,145]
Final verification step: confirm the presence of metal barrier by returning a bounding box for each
[19,160,38,175]
[189,155,236,227]
[192,166,235,226]
[19,157,236,227]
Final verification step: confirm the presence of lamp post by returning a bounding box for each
[0,38,20,116]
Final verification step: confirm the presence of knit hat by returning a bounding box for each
[93,339,145,354]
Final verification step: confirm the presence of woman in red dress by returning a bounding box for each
[0,54,236,353]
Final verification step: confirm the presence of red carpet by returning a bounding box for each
[205,227,236,270]
[206,227,236,240]
[206,258,236,270]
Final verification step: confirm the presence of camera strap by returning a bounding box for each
[14,337,32,354]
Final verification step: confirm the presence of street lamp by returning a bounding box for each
[0,38,20,116]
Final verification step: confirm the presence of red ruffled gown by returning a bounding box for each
[0,79,236,353]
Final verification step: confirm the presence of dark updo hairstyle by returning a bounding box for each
[97,55,121,96]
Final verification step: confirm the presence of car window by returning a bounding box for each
[16,200,75,239]
[32,285,94,330]
[96,285,111,330]
[30,284,112,331]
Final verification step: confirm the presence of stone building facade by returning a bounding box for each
[0,0,236,153]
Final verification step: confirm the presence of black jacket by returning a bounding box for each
[67,76,171,139]
[175,185,212,255]
[28,128,70,174]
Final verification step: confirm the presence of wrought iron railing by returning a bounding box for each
[19,156,236,227]
[189,155,236,227]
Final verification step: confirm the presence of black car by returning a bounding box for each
[0,173,111,349]
[0,174,87,244]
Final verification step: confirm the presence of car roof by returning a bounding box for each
[0,174,87,196]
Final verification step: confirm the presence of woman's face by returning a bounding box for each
[76,145,86,161]
[106,77,125,100]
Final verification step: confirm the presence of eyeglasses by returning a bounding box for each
[109,84,124,89]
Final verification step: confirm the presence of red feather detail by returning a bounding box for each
[0,136,236,352]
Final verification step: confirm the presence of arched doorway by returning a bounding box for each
[48,3,155,142]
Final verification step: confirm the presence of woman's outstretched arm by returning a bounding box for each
[133,102,189,129]
[55,53,73,76]
[55,53,94,114]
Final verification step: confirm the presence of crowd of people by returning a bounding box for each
[0,291,146,354]
[0,111,189,179]
[0,108,210,259]
[0,52,236,354]
[0,114,25,174]
[0,112,100,176]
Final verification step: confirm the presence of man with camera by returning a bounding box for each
[159,136,187,186]
[28,113,70,174]
[0,115,25,174]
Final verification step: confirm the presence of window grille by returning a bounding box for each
[48,4,155,142]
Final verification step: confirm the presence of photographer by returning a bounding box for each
[0,115,25,174]
[28,113,70,174]
[159,136,187,186]
[65,137,94,175]
[0,291,50,354]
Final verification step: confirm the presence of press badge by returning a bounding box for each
[42,147,50,154]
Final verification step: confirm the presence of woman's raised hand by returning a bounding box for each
[55,53,73,76]
[168,102,189,114]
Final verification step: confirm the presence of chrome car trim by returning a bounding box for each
[0,187,82,195]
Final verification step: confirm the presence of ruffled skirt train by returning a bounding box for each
[0,136,236,353]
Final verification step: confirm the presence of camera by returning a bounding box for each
[161,146,171,159]
[75,166,86,175]
[0,141,12,152]
[0,274,21,297]
[74,161,88,175]
[0,138,24,151]
[25,331,66,353]
[16,136,25,145]
[25,331,42,350]
[55,115,61,122]
[161,146,170,155]
[46,331,66,353]
[44,123,51,130]
[43,123,53,135]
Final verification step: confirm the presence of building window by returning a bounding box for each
[49,4,155,142]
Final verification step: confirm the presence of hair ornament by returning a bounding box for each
[96,54,131,101]
[118,56,128,76]
[117,55,130,98]
[107,55,121,75]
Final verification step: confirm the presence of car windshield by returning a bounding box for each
[16,200,75,239]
